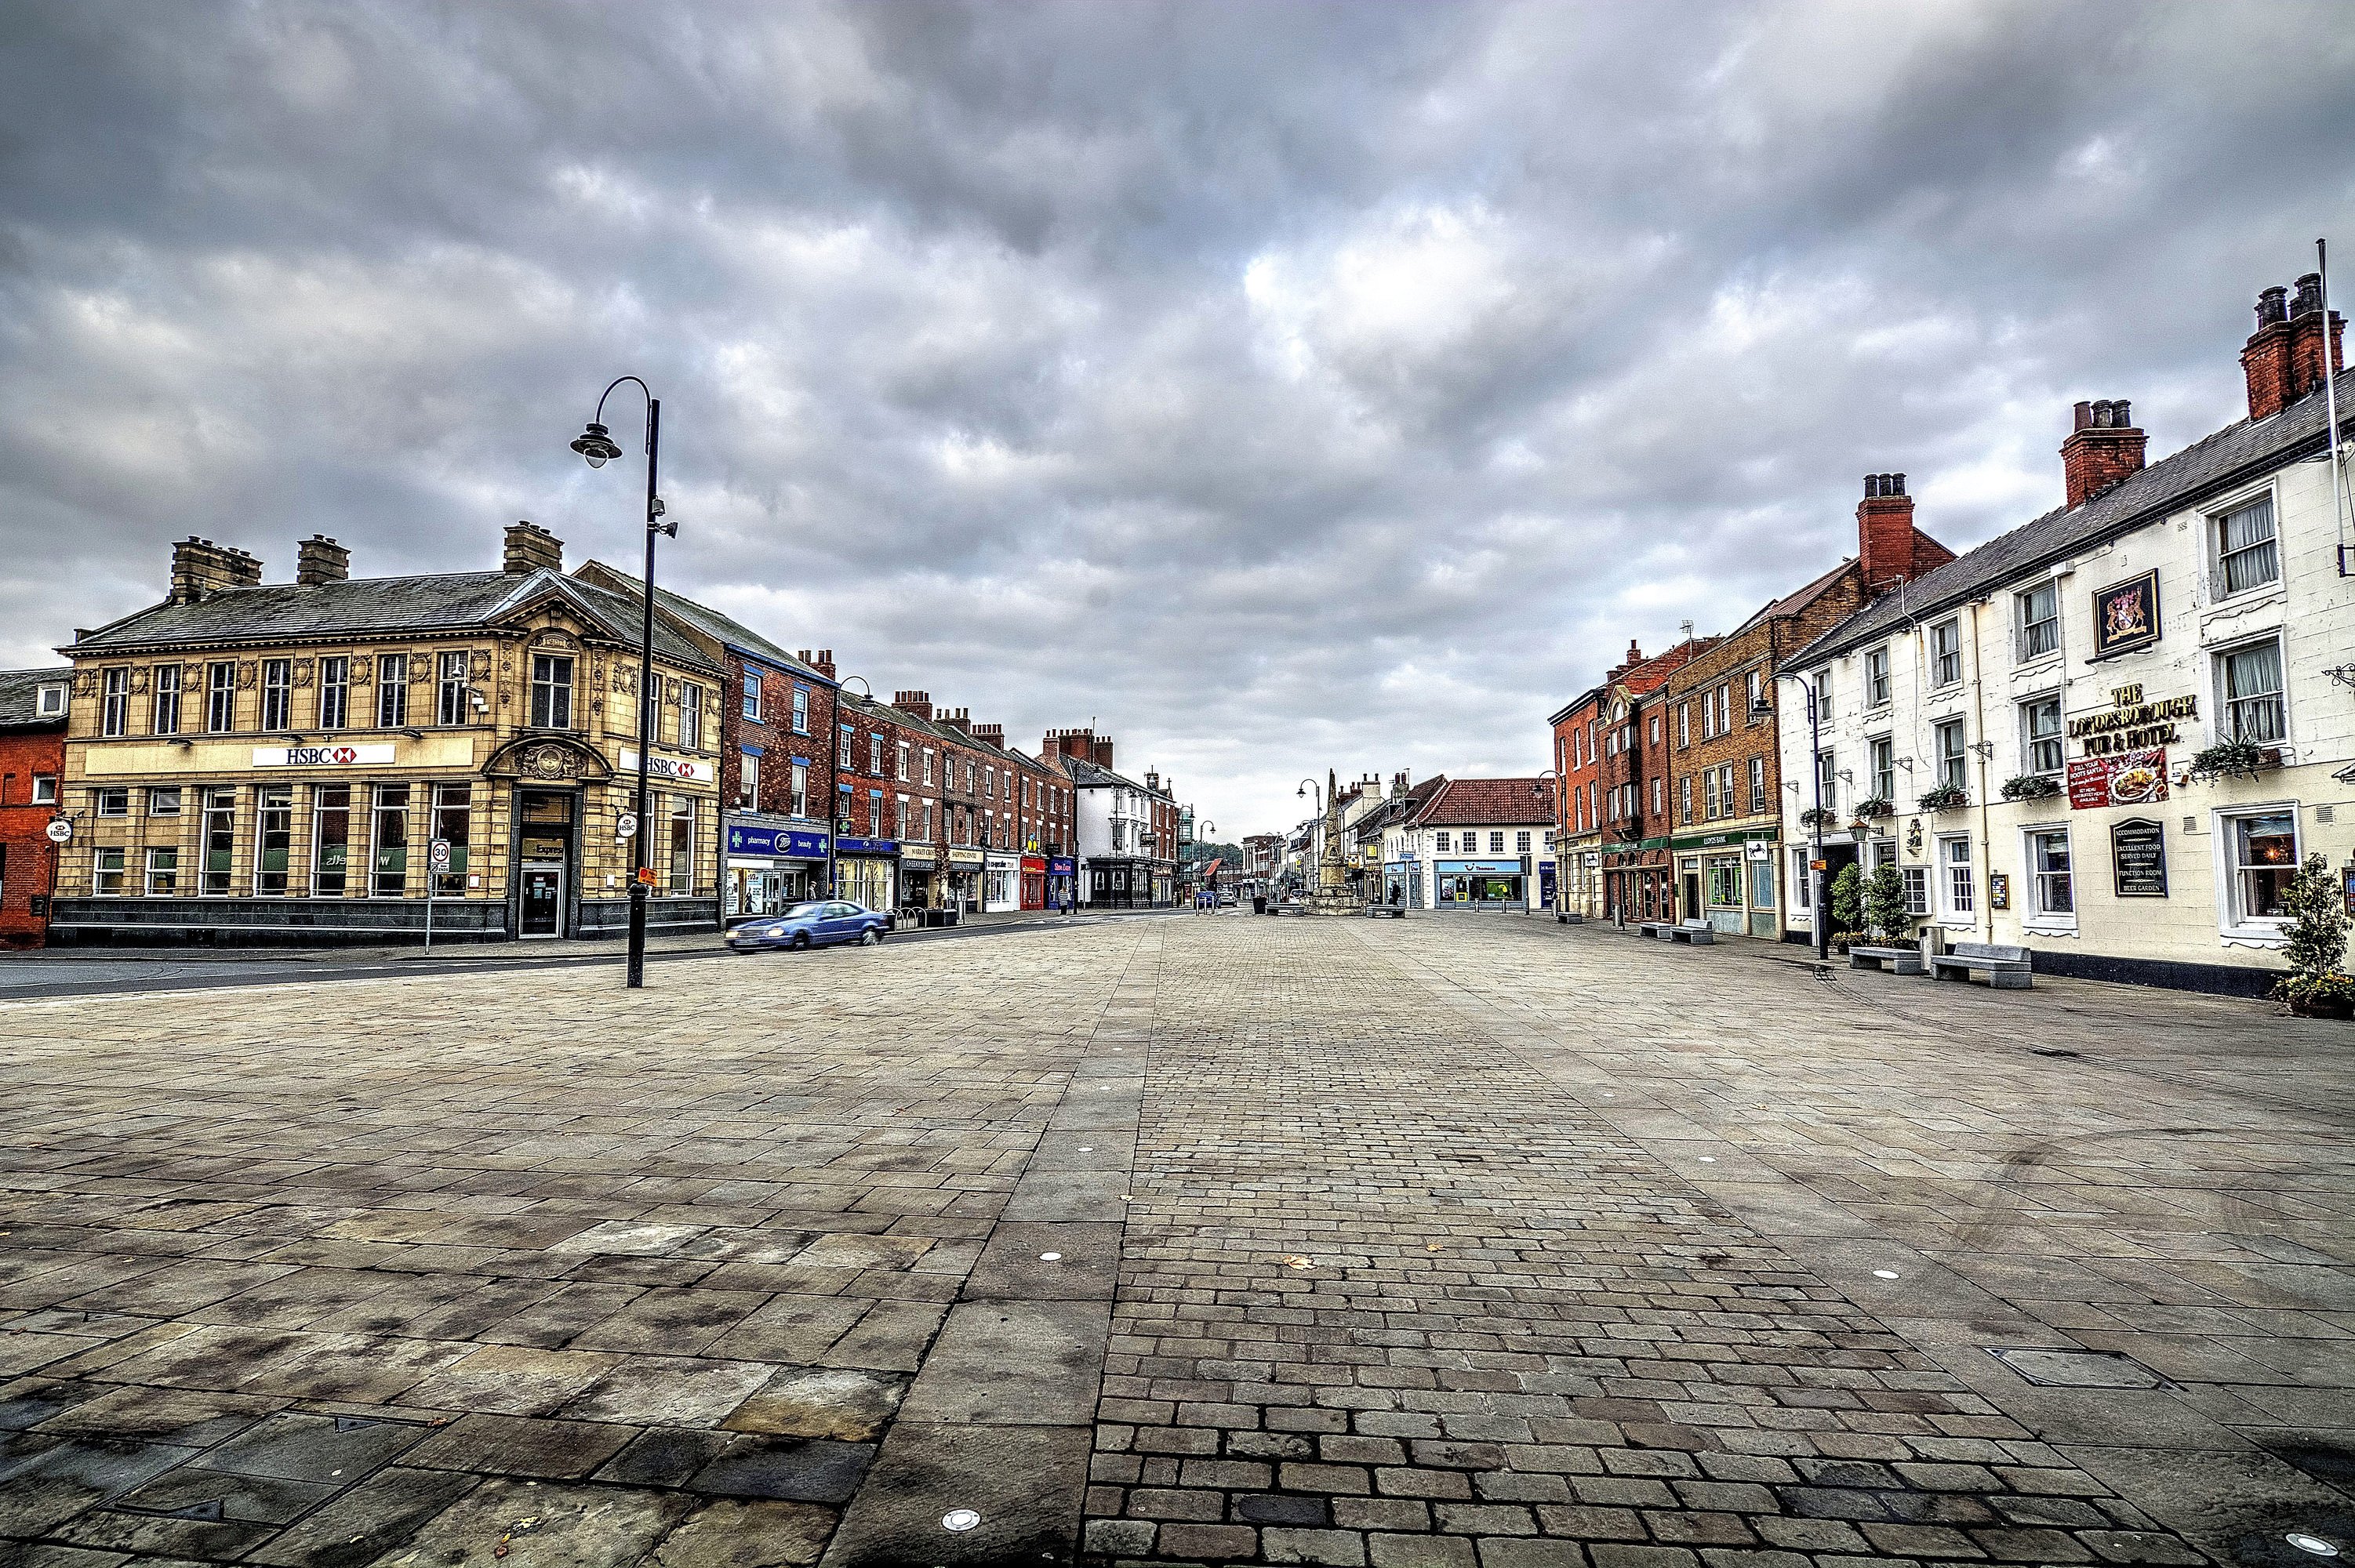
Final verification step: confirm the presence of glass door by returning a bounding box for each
[521,868,564,938]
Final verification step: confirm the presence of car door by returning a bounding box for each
[823,902,860,943]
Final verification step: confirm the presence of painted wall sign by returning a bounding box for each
[2110,818,2168,898]
[2066,747,2170,810]
[2091,570,2161,658]
[2068,684,2196,756]
[252,743,396,768]
[619,750,713,785]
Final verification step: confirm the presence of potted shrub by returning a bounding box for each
[1917,782,1969,812]
[1863,863,1915,946]
[2186,739,2270,782]
[1828,864,1864,949]
[2273,853,2354,1020]
[2000,775,2062,802]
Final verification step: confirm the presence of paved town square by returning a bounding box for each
[2,917,2350,1566]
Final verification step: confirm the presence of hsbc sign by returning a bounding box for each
[252,744,397,768]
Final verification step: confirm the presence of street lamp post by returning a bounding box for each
[569,377,673,989]
[1772,676,1829,962]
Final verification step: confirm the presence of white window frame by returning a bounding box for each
[32,775,58,805]
[2021,824,2076,932]
[35,681,67,719]
[2020,694,2064,778]
[2212,634,2287,747]
[2213,803,2301,942]
[2209,491,2280,601]
[1863,648,1890,710]
[1934,719,1968,791]
[1929,619,1963,689]
[1867,735,1895,804]
[1936,833,1975,924]
[2015,581,2061,663]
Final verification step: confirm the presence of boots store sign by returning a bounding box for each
[252,744,396,767]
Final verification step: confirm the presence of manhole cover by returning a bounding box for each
[1988,1347,2166,1388]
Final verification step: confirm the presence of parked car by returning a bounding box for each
[727,900,888,953]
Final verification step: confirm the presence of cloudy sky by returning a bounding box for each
[4,2,2350,837]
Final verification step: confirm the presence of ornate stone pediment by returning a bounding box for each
[482,735,613,782]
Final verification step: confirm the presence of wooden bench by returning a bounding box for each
[1848,943,1924,977]
[1929,941,2033,989]
[1666,920,1715,945]
[1365,904,1406,919]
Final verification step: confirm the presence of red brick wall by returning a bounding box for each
[0,725,65,948]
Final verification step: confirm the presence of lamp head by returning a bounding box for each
[571,421,623,467]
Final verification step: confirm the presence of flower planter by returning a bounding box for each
[2289,993,2354,1021]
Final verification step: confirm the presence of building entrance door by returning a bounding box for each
[521,867,564,938]
[1681,870,1702,920]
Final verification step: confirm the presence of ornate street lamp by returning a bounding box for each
[569,377,673,988]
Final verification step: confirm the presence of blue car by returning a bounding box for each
[727,899,889,953]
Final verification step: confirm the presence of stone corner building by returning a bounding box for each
[52,522,722,946]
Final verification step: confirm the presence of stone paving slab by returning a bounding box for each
[0,918,2347,1565]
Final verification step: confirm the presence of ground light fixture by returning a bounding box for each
[942,1510,981,1533]
[2288,1536,2340,1559]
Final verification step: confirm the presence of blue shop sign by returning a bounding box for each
[1048,857,1075,875]
[838,837,897,856]
[727,821,830,859]
[1436,859,1523,875]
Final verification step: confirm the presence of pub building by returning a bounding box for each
[50,524,722,946]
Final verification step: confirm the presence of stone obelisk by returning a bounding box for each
[1308,768,1357,914]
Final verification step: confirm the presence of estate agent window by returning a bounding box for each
[370,783,410,897]
[2016,582,2060,661]
[529,655,572,730]
[1934,720,1968,790]
[376,654,409,728]
[262,659,292,732]
[2216,637,2285,744]
[437,652,470,727]
[1930,619,1963,688]
[2212,494,2279,597]
[2026,827,2073,921]
[256,786,293,895]
[2021,695,2064,775]
[318,656,349,729]
[151,664,181,735]
[1863,648,1890,710]
[313,786,352,896]
[101,667,129,737]
[2223,810,2298,927]
[200,786,236,895]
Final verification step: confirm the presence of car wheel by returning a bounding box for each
[791,931,810,951]
[860,927,881,946]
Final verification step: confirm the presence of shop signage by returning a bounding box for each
[1048,857,1074,875]
[2091,570,2161,658]
[619,750,714,785]
[2110,817,2168,898]
[899,844,939,865]
[837,837,897,856]
[45,818,72,844]
[252,743,395,768]
[2066,746,2169,810]
[1989,871,2010,910]
[1746,840,1772,862]
[1436,859,1521,874]
[726,821,829,859]
[947,848,986,867]
[2068,683,2195,757]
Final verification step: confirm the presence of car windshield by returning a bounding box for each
[782,902,827,918]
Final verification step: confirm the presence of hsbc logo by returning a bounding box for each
[253,743,396,768]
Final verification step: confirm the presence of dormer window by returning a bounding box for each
[35,682,65,719]
[530,655,574,729]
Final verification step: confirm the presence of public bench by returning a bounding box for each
[1666,920,1715,945]
[1848,943,1924,977]
[1637,921,1671,939]
[1929,941,2033,989]
[1365,904,1406,919]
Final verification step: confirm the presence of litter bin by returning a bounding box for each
[1252,895,1268,915]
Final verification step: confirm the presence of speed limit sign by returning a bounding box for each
[428,837,452,874]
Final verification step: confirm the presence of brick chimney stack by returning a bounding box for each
[1607,640,1644,680]
[2243,273,2346,423]
[1392,770,1409,796]
[814,650,837,681]
[503,521,562,575]
[894,690,932,720]
[169,538,262,604]
[296,535,349,587]
[972,721,1004,747]
[939,707,971,735]
[1856,473,1917,593]
[2060,400,2148,508]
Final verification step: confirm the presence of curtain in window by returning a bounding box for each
[2223,641,2284,742]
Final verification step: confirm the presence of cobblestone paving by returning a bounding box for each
[0,917,2347,1567]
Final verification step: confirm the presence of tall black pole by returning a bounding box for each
[628,398,660,989]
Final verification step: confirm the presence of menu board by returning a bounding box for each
[2111,818,2168,898]
[2067,747,2168,810]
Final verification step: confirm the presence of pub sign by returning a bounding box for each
[2091,569,2161,658]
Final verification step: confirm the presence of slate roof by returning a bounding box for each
[1793,366,2355,668]
[1547,684,1605,727]
[1356,775,1448,838]
[577,563,829,684]
[0,667,69,729]
[1412,776,1555,827]
[1068,756,1171,798]
[67,570,718,672]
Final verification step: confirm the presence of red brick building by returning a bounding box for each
[1549,685,1605,917]
[0,669,70,949]
[1597,638,1715,924]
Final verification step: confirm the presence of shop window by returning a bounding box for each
[1935,720,1967,790]
[371,783,410,898]
[148,786,181,817]
[145,848,178,897]
[529,655,573,730]
[2016,582,2060,661]
[1930,619,1962,688]
[2212,494,2279,597]
[151,664,181,735]
[313,785,351,896]
[2216,637,2285,745]
[256,786,293,895]
[1941,836,1974,917]
[319,656,349,729]
[432,783,471,895]
[376,654,409,728]
[2223,810,2298,926]
[262,659,293,732]
[437,652,470,727]
[101,667,129,737]
[200,786,236,895]
[94,847,125,896]
[2026,828,2073,920]
[668,798,695,895]
[2021,695,2064,776]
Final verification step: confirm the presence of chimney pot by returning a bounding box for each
[2073,400,2094,432]
[2292,272,2324,317]
[2256,285,2290,328]
[169,536,263,604]
[2059,399,2147,507]
[296,534,350,587]
[502,521,561,575]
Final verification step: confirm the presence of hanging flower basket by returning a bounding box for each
[1853,797,1895,821]
[1798,807,1838,830]
[2186,739,2274,782]
[1917,783,1969,812]
[2000,775,2062,802]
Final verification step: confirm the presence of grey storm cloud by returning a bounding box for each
[2,1,2350,835]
